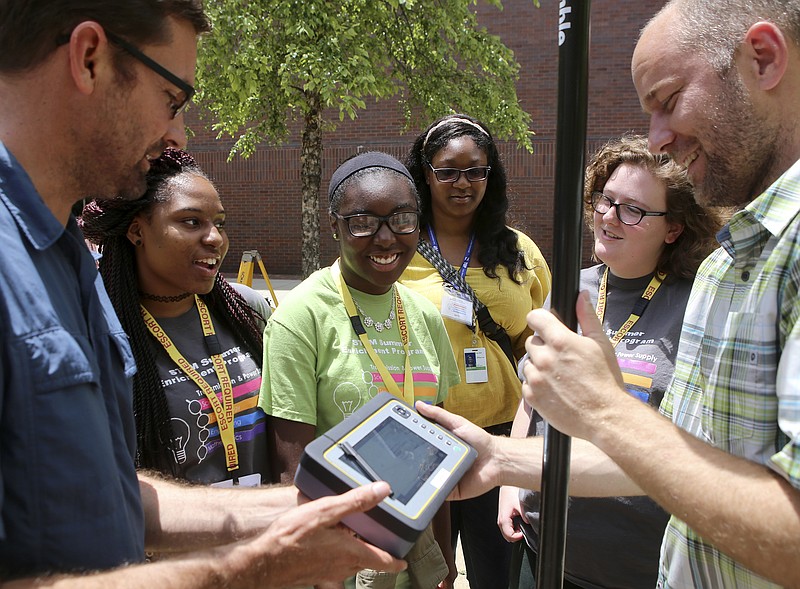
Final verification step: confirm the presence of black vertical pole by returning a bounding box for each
[534,1,591,588]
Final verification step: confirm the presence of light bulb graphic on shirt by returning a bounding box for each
[170,417,190,464]
[332,382,362,419]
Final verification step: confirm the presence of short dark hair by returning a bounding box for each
[0,0,210,74]
[584,134,724,280]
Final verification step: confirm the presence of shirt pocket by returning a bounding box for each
[702,311,777,445]
[22,327,99,394]
[7,328,106,534]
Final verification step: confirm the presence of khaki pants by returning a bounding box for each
[356,524,447,589]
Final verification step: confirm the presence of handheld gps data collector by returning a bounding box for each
[294,392,477,558]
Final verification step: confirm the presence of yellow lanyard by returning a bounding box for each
[141,296,239,472]
[596,267,666,349]
[331,261,415,404]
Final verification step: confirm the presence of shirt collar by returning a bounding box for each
[0,141,66,251]
[745,156,800,237]
[719,156,800,260]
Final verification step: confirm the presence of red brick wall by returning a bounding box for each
[187,0,667,276]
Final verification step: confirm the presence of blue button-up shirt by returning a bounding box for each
[0,142,144,578]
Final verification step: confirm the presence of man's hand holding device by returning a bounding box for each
[294,392,477,557]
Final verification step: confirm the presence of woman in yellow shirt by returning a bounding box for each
[400,114,551,589]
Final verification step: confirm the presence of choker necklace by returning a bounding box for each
[353,287,396,333]
[139,291,193,303]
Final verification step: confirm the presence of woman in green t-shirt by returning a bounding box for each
[259,152,461,589]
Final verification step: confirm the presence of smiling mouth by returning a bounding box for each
[369,253,400,266]
[602,228,622,240]
[194,257,219,270]
[682,150,699,168]
[144,151,162,164]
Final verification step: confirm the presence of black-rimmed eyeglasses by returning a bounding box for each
[426,161,491,183]
[103,31,195,118]
[333,211,420,237]
[58,30,195,118]
[591,191,668,226]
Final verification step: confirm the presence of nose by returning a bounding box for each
[600,203,620,224]
[372,220,396,244]
[203,224,225,247]
[648,111,675,155]
[164,112,189,149]
[452,170,472,188]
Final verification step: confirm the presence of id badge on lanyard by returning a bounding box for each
[464,347,488,383]
[429,227,476,327]
[441,286,474,326]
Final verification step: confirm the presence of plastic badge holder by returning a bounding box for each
[294,392,477,558]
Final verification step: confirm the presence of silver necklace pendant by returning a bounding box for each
[354,288,396,333]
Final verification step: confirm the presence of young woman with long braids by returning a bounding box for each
[80,148,272,486]
[400,114,551,589]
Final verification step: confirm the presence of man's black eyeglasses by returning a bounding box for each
[57,29,195,118]
[591,191,668,226]
[58,30,195,118]
[103,31,195,118]
[426,161,491,183]
[333,211,421,238]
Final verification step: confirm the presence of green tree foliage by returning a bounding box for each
[198,0,537,277]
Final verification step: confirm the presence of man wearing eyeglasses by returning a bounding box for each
[0,1,403,586]
[418,1,800,587]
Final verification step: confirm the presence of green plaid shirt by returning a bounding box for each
[658,158,800,588]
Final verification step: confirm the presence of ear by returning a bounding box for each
[329,214,339,239]
[127,218,144,246]
[664,222,684,245]
[67,21,111,96]
[741,21,788,91]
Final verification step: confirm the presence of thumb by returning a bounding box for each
[415,402,459,430]
[577,290,627,390]
[303,481,392,529]
[575,290,606,342]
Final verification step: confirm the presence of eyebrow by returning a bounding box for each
[174,206,226,215]
[638,87,662,114]
[602,191,648,207]
[431,160,488,167]
[641,76,681,112]
[345,203,417,215]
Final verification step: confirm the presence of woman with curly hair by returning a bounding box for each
[499,134,725,589]
[400,114,552,589]
[81,148,272,487]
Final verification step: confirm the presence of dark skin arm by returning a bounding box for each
[268,416,316,485]
[268,418,342,589]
